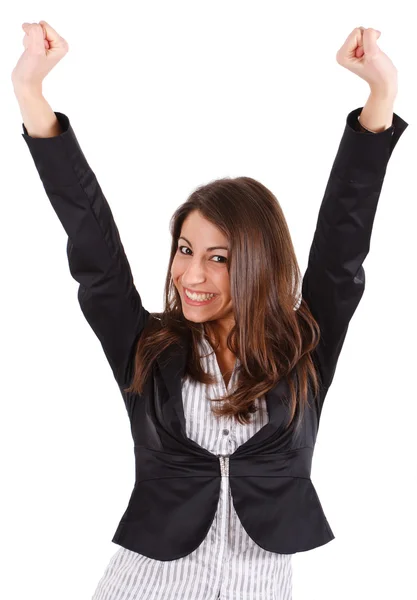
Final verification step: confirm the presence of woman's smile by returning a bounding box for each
[182,287,219,306]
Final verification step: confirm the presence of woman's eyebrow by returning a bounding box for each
[178,236,229,251]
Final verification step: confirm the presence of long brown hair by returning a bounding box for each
[124,176,322,429]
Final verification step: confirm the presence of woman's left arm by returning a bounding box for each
[301,26,409,407]
[302,100,408,406]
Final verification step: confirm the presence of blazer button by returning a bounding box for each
[222,429,229,435]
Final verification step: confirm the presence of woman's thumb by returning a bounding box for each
[362,28,381,59]
[39,20,69,50]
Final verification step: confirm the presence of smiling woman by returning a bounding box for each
[124,174,323,427]
[14,17,409,600]
[172,211,231,311]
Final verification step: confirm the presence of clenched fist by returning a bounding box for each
[336,27,398,96]
[11,20,69,90]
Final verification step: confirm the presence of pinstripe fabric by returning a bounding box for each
[92,336,293,600]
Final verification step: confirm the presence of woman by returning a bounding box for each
[12,21,408,600]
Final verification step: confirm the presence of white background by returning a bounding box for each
[2,1,415,599]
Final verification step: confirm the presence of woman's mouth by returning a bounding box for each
[183,288,218,306]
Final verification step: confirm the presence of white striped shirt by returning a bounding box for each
[92,336,293,600]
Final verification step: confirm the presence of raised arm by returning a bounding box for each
[15,89,150,388]
[12,22,151,389]
[301,97,408,410]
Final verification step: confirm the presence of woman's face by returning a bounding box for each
[171,210,234,324]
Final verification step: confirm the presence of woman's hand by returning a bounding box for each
[336,27,398,97]
[11,20,69,91]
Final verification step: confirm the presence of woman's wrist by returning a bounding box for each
[358,88,397,133]
[14,87,61,138]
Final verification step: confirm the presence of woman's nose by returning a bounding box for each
[183,259,207,282]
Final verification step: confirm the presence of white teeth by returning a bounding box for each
[185,289,216,301]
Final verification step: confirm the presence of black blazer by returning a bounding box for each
[21,107,408,561]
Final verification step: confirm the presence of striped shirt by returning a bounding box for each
[92,336,293,600]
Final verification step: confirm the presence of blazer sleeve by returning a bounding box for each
[301,106,408,402]
[21,112,151,388]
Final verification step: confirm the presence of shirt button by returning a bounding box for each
[222,428,229,435]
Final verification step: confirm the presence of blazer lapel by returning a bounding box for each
[156,338,294,454]
[155,339,188,439]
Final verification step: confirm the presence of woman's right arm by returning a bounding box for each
[15,86,151,388]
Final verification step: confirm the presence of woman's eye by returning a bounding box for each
[178,246,227,263]
[211,255,227,263]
